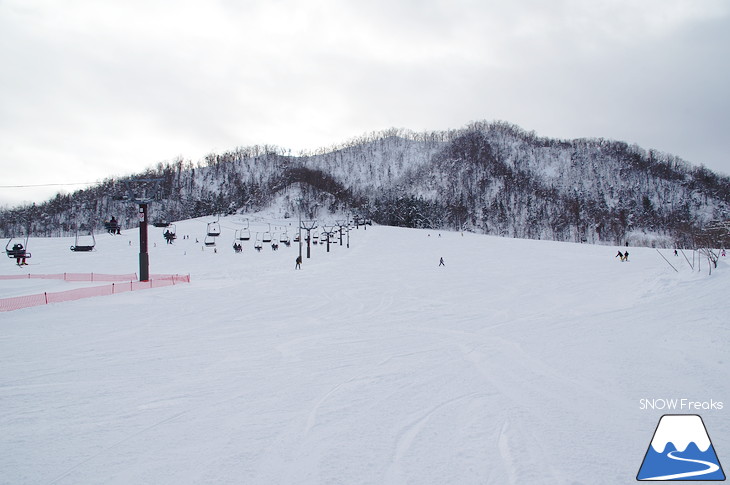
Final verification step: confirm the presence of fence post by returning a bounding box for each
[44,292,48,304]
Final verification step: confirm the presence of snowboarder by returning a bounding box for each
[616,251,624,260]
[439,257,445,267]
[622,251,629,262]
[295,255,302,269]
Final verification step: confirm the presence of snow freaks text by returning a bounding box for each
[639,399,724,411]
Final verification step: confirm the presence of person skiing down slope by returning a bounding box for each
[295,255,302,269]
[439,257,445,267]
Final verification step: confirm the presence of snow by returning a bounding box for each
[1,216,728,484]
[650,415,711,453]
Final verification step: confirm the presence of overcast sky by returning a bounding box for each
[1,0,729,206]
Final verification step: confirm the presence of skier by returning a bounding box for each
[439,257,445,267]
[623,251,629,262]
[616,251,624,260]
[295,255,302,269]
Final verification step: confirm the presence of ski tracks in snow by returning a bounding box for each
[383,392,485,485]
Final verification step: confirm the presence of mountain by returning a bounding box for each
[1,121,729,247]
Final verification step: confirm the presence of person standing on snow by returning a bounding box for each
[295,255,302,269]
[439,257,445,267]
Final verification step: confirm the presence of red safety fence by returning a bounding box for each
[0,274,191,312]
[0,273,138,282]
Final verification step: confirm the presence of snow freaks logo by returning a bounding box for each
[637,414,726,481]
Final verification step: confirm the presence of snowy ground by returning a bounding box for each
[1,215,728,485]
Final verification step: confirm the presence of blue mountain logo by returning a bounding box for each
[637,414,725,481]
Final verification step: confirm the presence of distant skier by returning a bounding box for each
[623,251,629,262]
[295,255,302,269]
[616,251,624,260]
[674,249,678,256]
[439,257,445,267]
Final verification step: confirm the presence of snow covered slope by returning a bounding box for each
[1,218,728,484]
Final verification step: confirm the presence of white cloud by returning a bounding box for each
[1,0,729,205]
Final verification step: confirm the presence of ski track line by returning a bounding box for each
[458,342,564,483]
[383,392,484,485]
[302,374,372,436]
[498,420,519,485]
[45,388,253,485]
[46,409,191,485]
[643,451,720,480]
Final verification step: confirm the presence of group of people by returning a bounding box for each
[616,250,630,262]
[105,216,121,235]
[163,229,176,244]
[233,243,243,253]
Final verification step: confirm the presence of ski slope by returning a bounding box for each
[1,216,728,485]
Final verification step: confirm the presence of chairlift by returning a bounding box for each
[207,216,221,237]
[254,232,263,251]
[262,223,272,243]
[237,227,251,241]
[70,227,96,252]
[5,234,31,263]
[153,221,171,228]
[204,234,216,247]
[279,231,290,244]
[163,224,177,243]
[104,217,121,235]
[207,222,221,237]
[238,219,251,240]
[312,230,319,245]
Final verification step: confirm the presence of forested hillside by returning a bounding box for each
[2,121,728,248]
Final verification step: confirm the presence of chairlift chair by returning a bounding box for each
[70,229,96,252]
[5,235,31,263]
[207,221,221,237]
[104,218,121,234]
[163,224,177,243]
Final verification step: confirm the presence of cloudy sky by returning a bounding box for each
[1,0,729,206]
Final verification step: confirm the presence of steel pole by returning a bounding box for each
[139,203,149,281]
